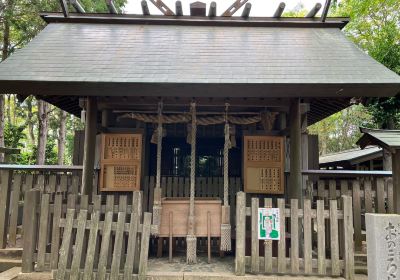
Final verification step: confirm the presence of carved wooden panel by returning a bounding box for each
[243,136,285,194]
[100,133,142,191]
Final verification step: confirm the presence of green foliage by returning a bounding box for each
[332,0,400,128]
[4,122,26,149]
[309,105,375,155]
[0,0,126,164]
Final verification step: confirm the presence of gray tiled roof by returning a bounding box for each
[319,146,382,165]
[0,22,399,91]
[358,128,400,151]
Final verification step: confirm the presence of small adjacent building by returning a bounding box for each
[319,146,383,170]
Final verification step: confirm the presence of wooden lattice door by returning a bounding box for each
[99,133,143,191]
[243,135,285,194]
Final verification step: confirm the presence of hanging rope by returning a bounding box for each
[220,103,232,251]
[152,101,163,234]
[119,112,261,125]
[187,101,197,264]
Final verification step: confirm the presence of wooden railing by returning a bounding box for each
[22,190,152,279]
[304,170,394,252]
[0,166,98,249]
[235,192,355,279]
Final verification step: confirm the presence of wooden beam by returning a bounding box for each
[241,3,251,18]
[81,97,98,195]
[288,98,302,201]
[221,0,249,17]
[208,1,217,17]
[59,0,69,17]
[392,151,400,213]
[190,2,206,17]
[141,0,150,16]
[175,1,183,16]
[97,96,292,109]
[70,0,85,13]
[149,0,175,16]
[321,0,331,22]
[106,0,118,14]
[273,2,285,18]
[305,3,322,18]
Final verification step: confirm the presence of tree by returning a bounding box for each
[309,105,375,155]
[36,100,49,165]
[0,0,127,164]
[332,0,400,129]
[57,109,67,165]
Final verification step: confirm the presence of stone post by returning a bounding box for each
[366,213,400,280]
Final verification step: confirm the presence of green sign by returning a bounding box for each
[258,208,280,240]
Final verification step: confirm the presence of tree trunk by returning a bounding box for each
[57,109,67,165]
[0,9,11,162]
[0,96,4,162]
[37,100,49,165]
[26,96,35,145]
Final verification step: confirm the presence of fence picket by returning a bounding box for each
[83,211,100,280]
[330,200,340,276]
[235,192,246,276]
[290,199,299,274]
[37,193,50,271]
[376,178,385,213]
[70,210,88,279]
[57,209,75,280]
[138,212,152,279]
[364,180,372,213]
[251,198,259,273]
[352,181,362,252]
[317,200,326,275]
[264,198,273,273]
[277,198,286,273]
[97,211,113,280]
[8,174,21,247]
[110,212,126,280]
[303,199,312,274]
[0,170,12,249]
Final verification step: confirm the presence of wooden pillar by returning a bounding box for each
[288,98,302,201]
[392,151,400,213]
[101,109,111,128]
[81,97,98,195]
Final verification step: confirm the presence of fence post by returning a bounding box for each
[138,212,152,280]
[0,170,13,248]
[235,191,246,276]
[21,190,39,273]
[342,195,355,280]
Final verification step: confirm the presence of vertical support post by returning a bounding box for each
[235,192,246,276]
[21,190,39,273]
[101,109,112,128]
[139,212,152,279]
[392,151,400,214]
[81,97,98,195]
[342,195,355,280]
[0,170,12,248]
[288,98,302,202]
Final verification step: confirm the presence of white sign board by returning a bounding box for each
[258,208,280,240]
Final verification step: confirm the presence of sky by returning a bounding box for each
[123,0,325,17]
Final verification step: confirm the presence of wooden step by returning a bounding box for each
[0,259,21,274]
[0,267,20,280]
[0,249,22,260]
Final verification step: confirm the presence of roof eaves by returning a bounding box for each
[40,12,350,29]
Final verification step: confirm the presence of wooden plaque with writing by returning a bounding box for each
[243,135,285,194]
[100,133,142,192]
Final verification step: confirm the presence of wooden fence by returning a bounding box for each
[21,190,152,279]
[0,168,95,249]
[306,177,394,251]
[235,192,355,279]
